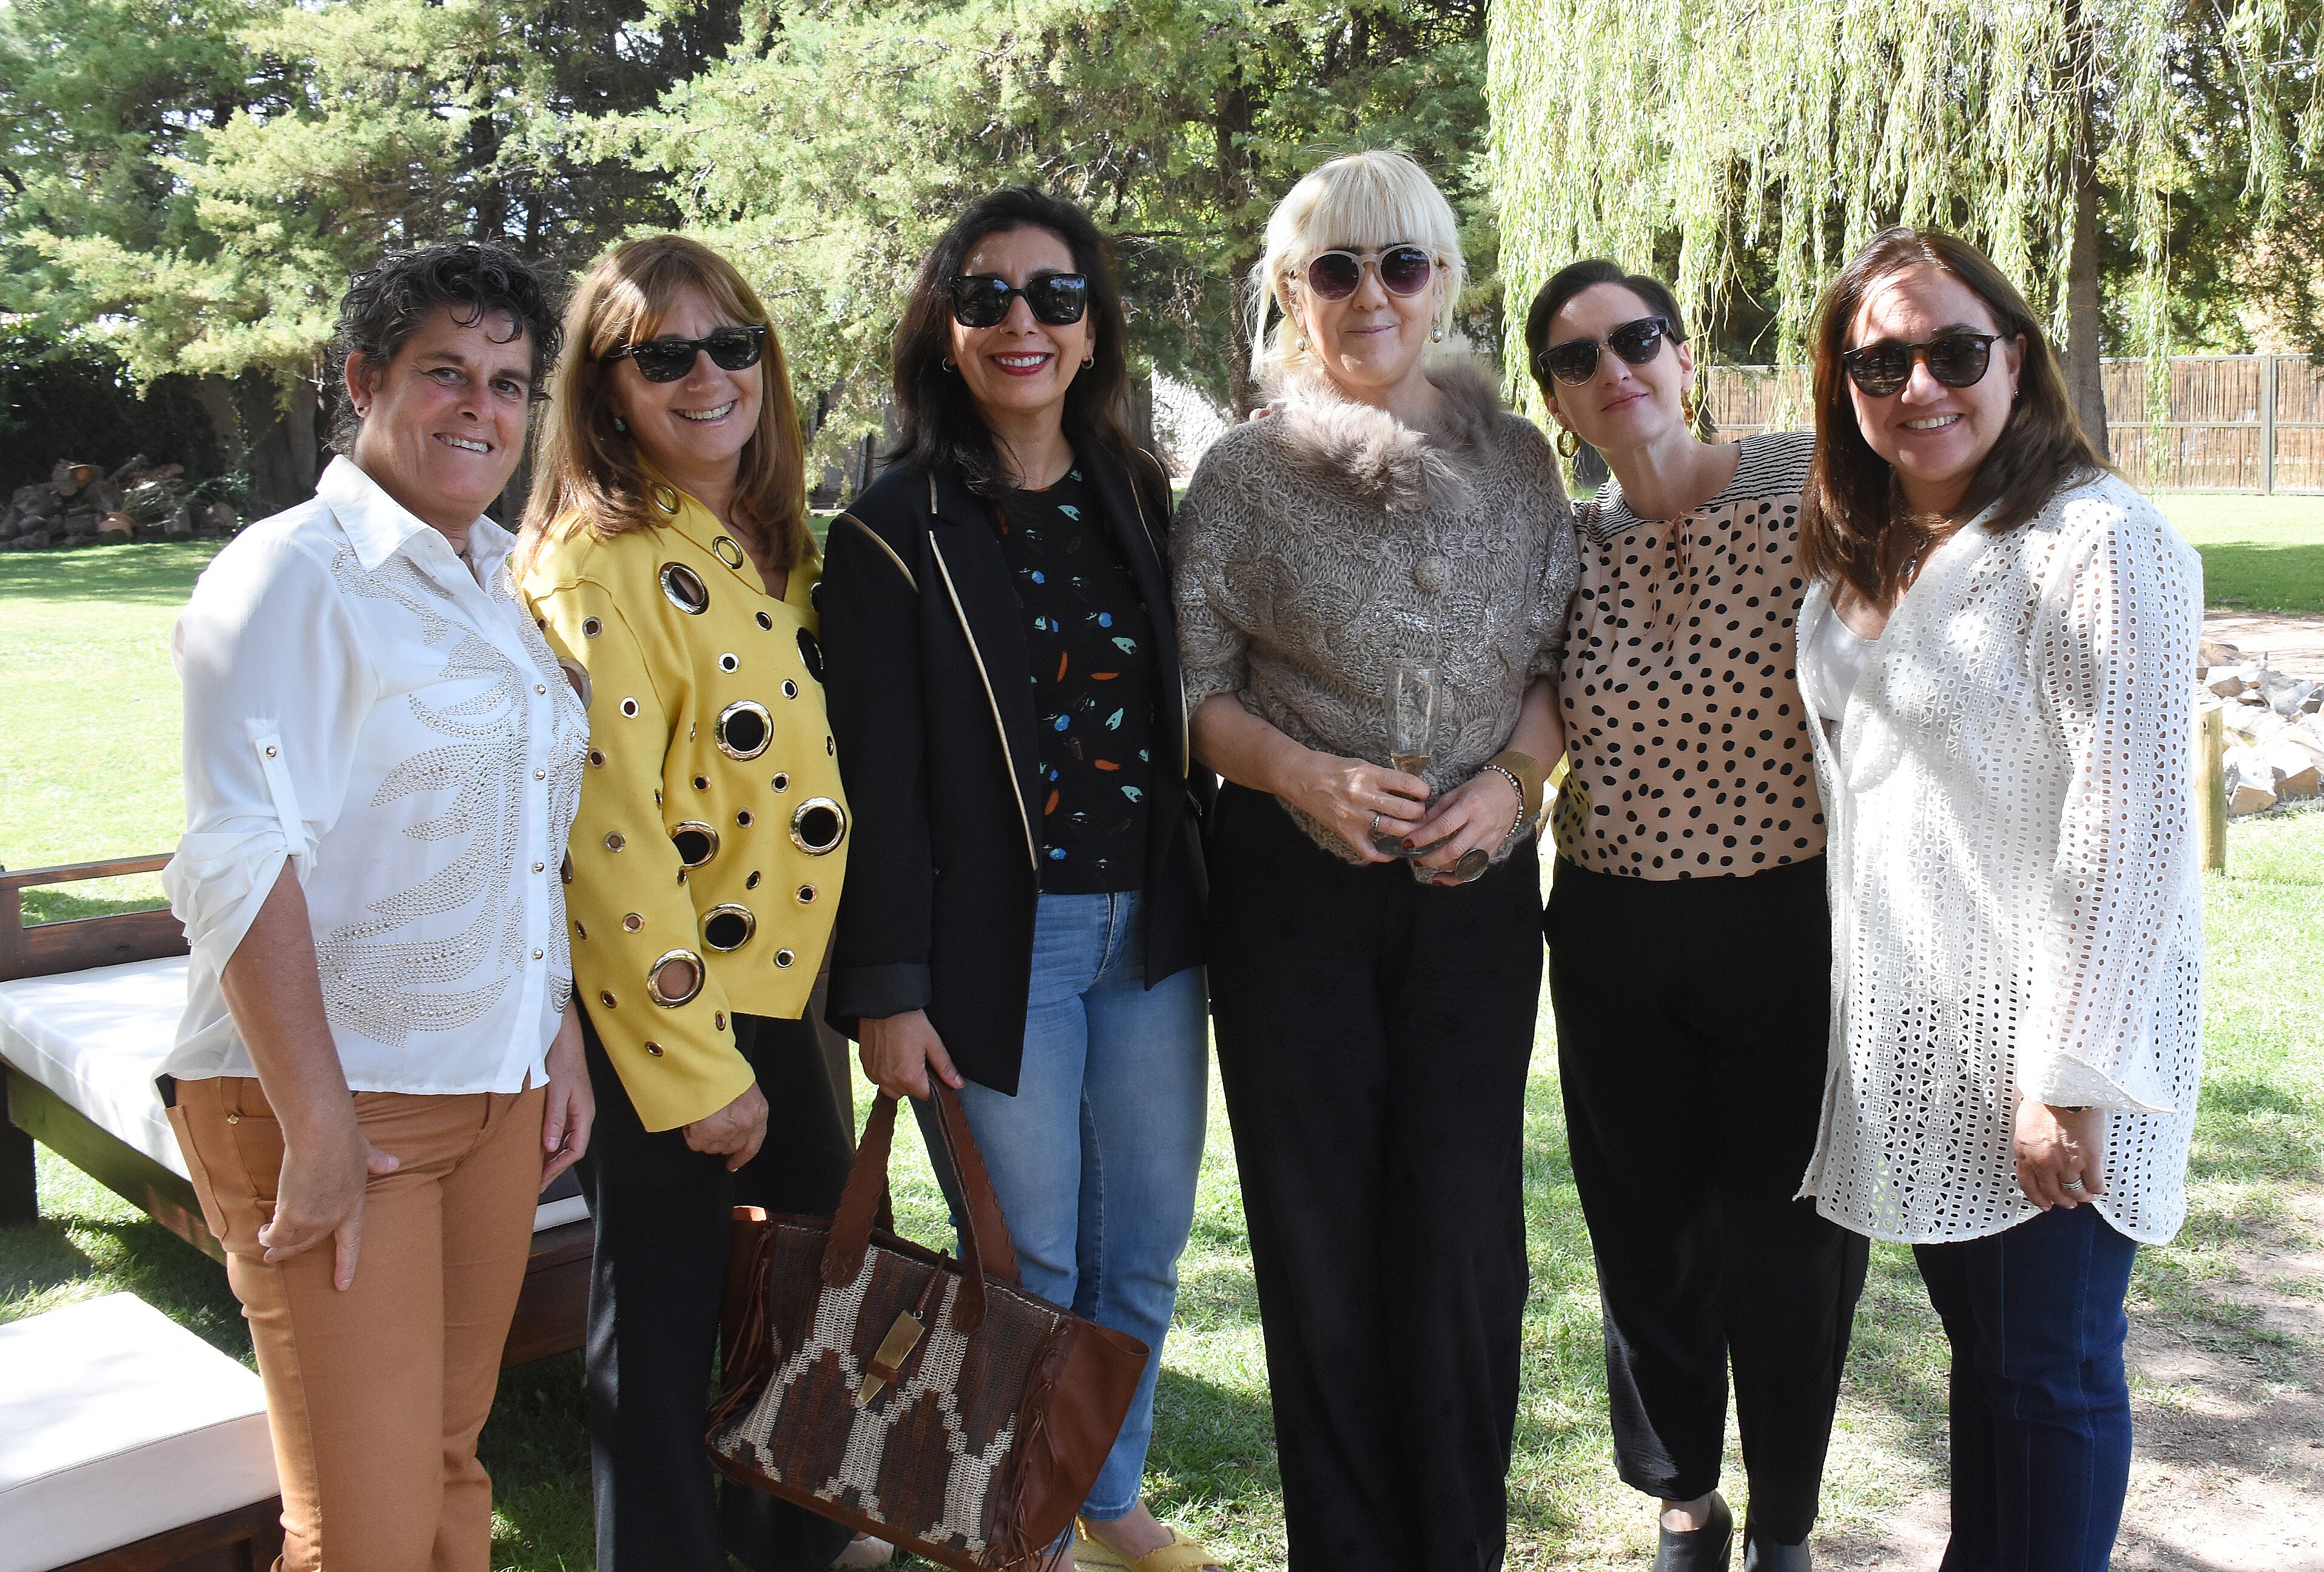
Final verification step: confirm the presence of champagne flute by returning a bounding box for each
[1376,662,1439,855]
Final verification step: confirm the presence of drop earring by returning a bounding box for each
[612,415,628,433]
[1430,322,1444,344]
[1295,332,1309,354]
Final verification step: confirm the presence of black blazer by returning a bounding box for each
[820,443,1208,1096]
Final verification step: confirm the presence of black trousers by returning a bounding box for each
[579,1011,858,1572]
[1543,857,1868,1545]
[1207,785,1543,1572]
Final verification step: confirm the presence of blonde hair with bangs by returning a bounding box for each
[1250,149,1466,385]
[517,235,810,578]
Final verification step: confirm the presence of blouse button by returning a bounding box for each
[533,861,546,873]
[263,745,278,758]
[534,769,546,781]
[536,684,548,696]
[531,949,544,960]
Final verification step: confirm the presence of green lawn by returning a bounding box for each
[4,528,2322,1569]
[2151,492,2324,615]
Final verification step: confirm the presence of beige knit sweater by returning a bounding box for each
[1171,361,1578,861]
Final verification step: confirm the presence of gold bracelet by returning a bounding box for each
[1488,749,1545,823]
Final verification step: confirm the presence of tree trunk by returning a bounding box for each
[239,371,322,514]
[2062,8,2110,459]
[192,375,243,477]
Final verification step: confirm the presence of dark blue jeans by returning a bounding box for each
[1914,1202,2139,1572]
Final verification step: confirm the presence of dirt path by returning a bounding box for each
[2205,611,2324,679]
[1827,1189,2324,1571]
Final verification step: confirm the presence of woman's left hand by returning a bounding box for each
[541,1003,594,1190]
[1406,769,1524,885]
[2013,1098,2107,1209]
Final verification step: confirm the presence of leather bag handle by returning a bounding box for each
[820,1083,1022,1335]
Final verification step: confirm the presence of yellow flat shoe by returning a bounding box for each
[1071,1518,1227,1572]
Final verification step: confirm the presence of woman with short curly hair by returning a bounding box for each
[163,240,591,1571]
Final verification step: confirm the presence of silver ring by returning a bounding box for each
[2062,1178,2086,1191]
[1370,811,1381,833]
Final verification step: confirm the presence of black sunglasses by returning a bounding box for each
[948,272,1090,329]
[1841,332,2000,398]
[604,325,767,383]
[1301,244,1435,301]
[1535,316,1672,386]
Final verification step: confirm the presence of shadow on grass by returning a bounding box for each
[0,541,220,607]
[0,1209,248,1360]
[2191,1073,2324,1184]
[2197,540,2324,617]
[480,1351,595,1568]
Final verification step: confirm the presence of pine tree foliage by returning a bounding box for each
[1486,0,2322,411]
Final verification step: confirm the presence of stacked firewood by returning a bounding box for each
[0,457,240,549]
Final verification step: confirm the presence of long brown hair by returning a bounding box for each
[518,235,810,576]
[1799,227,2104,603]
[889,186,1137,497]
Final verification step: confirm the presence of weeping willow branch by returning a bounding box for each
[1487,0,2321,425]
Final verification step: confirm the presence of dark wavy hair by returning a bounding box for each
[1521,257,1689,409]
[1800,227,2104,603]
[889,187,1135,495]
[328,241,562,452]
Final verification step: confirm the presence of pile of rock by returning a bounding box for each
[0,457,240,550]
[2201,640,2324,816]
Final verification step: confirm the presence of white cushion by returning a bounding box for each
[0,957,190,1179]
[0,1292,277,1570]
[0,956,589,1234]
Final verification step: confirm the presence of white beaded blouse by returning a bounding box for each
[1794,471,2204,1246]
[162,457,589,1094]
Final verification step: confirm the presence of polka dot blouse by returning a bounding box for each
[1551,429,1825,879]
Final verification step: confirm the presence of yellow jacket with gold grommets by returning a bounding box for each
[520,483,848,1132]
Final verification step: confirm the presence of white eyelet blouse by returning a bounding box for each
[161,457,590,1094]
[1794,471,2204,1246]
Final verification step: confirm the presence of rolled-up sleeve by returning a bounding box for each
[163,536,372,978]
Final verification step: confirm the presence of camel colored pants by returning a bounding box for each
[169,1075,545,1572]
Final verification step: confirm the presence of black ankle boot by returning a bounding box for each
[1649,1493,1733,1571]
[1741,1519,1811,1572]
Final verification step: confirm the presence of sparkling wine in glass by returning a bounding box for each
[1378,662,1440,855]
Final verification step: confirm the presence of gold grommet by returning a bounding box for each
[702,904,756,952]
[746,870,761,889]
[652,483,681,514]
[671,821,720,867]
[781,678,799,699]
[716,699,772,761]
[775,948,796,968]
[582,616,602,638]
[600,990,617,1009]
[648,949,706,1006]
[713,536,745,568]
[736,810,753,827]
[226,1113,241,1125]
[645,1041,664,1056]
[797,884,817,904]
[718,653,739,673]
[588,749,606,767]
[604,832,626,851]
[790,797,846,855]
[622,913,644,932]
[659,561,709,613]
[771,773,789,792]
[693,774,709,791]
[755,611,773,630]
[713,1012,727,1031]
[620,697,639,717]
[575,921,587,938]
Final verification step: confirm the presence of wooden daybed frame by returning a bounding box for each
[0,855,592,1366]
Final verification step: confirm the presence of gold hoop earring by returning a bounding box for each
[1556,428,1580,460]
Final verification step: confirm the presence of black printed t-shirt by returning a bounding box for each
[994,462,1156,893]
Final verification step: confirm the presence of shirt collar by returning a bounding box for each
[318,453,508,577]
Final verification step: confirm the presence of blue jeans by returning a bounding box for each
[937,890,1208,1522]
[1914,1202,2140,1572]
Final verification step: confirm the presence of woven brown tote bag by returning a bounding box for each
[707,1084,1150,1570]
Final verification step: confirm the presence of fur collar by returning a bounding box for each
[1259,358,1508,512]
